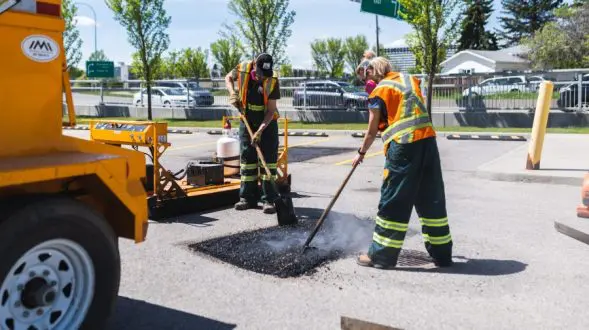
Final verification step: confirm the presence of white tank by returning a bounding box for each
[216,129,240,177]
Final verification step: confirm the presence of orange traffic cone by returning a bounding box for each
[577,173,589,218]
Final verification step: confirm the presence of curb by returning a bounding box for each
[63,125,193,134]
[475,170,583,187]
[207,130,328,137]
[446,134,527,141]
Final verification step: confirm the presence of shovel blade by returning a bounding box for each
[274,195,298,226]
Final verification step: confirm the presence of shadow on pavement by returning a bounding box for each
[395,256,527,276]
[289,146,357,163]
[108,296,236,330]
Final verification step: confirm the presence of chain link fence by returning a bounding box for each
[67,70,589,113]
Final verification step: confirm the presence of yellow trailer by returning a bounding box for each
[0,1,149,328]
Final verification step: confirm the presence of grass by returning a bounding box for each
[68,116,589,134]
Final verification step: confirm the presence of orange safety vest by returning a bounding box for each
[369,72,435,150]
[236,61,280,120]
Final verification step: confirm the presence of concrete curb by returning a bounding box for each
[475,170,584,187]
[446,134,527,141]
[62,125,193,134]
[206,129,329,137]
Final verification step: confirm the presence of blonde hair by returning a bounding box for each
[355,50,378,77]
[367,57,392,82]
[363,50,376,60]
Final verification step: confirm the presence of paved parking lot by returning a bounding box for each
[64,129,589,330]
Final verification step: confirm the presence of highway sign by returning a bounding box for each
[86,61,114,78]
[360,0,404,20]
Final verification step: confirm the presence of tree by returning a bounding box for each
[310,38,346,78]
[497,0,565,47]
[211,36,244,75]
[344,35,370,73]
[178,48,209,80]
[458,0,498,51]
[106,0,171,120]
[160,50,180,79]
[523,2,589,69]
[279,63,293,77]
[223,0,295,64]
[398,0,462,118]
[88,50,109,61]
[62,0,83,70]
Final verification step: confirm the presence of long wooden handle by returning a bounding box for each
[239,114,272,177]
[303,162,359,248]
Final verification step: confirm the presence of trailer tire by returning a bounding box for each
[0,196,120,330]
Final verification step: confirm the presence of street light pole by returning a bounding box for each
[375,14,380,57]
[75,2,97,54]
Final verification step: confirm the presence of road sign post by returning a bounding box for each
[360,0,404,20]
[86,61,114,79]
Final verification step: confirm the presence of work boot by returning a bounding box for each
[356,254,395,270]
[234,199,257,211]
[433,258,454,268]
[262,202,276,214]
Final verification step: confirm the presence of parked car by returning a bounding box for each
[133,87,195,108]
[557,74,589,111]
[292,80,368,111]
[462,75,545,97]
[154,81,214,106]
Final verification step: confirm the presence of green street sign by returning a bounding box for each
[86,61,114,78]
[360,0,405,20]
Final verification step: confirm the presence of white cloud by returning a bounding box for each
[74,15,99,27]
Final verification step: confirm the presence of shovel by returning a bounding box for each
[301,161,359,253]
[240,114,298,226]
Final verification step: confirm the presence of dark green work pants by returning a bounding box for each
[239,117,279,204]
[368,137,453,266]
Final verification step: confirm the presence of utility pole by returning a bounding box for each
[75,2,97,54]
[375,15,380,56]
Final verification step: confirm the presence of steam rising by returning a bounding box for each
[263,211,374,256]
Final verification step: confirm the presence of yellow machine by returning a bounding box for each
[0,1,148,328]
[86,116,292,220]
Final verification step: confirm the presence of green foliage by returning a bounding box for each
[105,0,171,120]
[310,38,346,78]
[458,0,498,51]
[160,50,180,79]
[88,50,109,61]
[497,0,565,47]
[68,66,85,79]
[211,36,244,75]
[344,35,370,73]
[178,48,209,80]
[523,2,589,69]
[398,0,463,115]
[223,0,295,64]
[279,63,293,77]
[62,0,83,69]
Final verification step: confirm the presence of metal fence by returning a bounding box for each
[67,70,589,113]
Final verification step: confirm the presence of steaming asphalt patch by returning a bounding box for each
[189,211,378,278]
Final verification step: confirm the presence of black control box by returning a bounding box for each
[186,161,224,186]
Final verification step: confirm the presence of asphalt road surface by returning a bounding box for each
[62,129,589,330]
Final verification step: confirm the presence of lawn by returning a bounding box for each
[68,116,589,134]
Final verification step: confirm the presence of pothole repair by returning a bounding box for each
[189,210,375,278]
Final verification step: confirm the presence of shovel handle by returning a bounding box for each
[302,162,359,249]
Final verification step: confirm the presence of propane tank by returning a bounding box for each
[217,119,240,177]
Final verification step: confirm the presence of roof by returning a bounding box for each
[441,49,530,66]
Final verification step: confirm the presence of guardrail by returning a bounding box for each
[66,74,589,113]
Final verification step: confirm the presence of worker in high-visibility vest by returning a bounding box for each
[352,57,453,269]
[356,50,377,94]
[225,53,281,214]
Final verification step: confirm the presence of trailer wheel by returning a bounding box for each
[0,197,120,330]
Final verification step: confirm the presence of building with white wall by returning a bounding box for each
[381,38,458,73]
[440,46,531,74]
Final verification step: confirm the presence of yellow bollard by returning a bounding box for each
[526,81,554,170]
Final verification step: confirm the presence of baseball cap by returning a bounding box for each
[255,53,274,78]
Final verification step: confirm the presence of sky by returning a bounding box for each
[73,0,514,70]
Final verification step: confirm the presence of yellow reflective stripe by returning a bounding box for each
[384,121,433,145]
[264,163,277,169]
[422,234,452,245]
[248,104,265,111]
[241,163,258,170]
[372,232,404,248]
[241,175,258,182]
[381,113,431,143]
[261,174,278,181]
[420,217,449,227]
[375,216,408,232]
